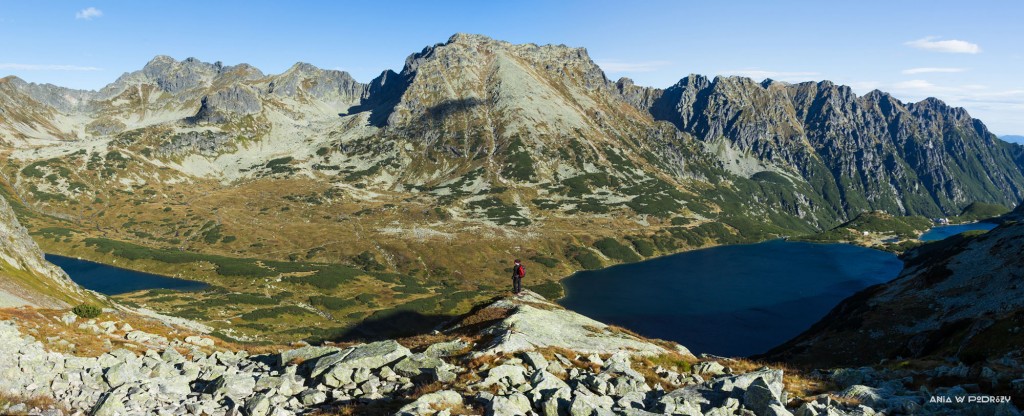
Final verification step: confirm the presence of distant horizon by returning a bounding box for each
[2,1,1022,134]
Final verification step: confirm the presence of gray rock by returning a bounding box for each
[394,353,446,378]
[103,362,135,388]
[423,339,471,358]
[245,393,271,416]
[90,391,126,416]
[339,340,410,369]
[398,390,463,416]
[278,345,341,367]
[211,374,257,400]
[309,348,355,378]
[569,393,614,416]
[478,364,528,388]
[743,377,782,415]
[298,389,327,406]
[521,351,549,371]
[693,361,726,377]
[488,393,532,416]
[59,312,77,325]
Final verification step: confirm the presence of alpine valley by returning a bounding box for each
[1,33,1024,416]
[2,33,1024,342]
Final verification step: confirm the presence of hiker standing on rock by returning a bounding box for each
[512,259,525,295]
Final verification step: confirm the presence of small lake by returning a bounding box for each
[919,222,997,241]
[46,254,208,295]
[557,240,902,357]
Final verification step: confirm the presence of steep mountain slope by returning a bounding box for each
[0,193,96,308]
[0,34,1022,341]
[622,76,1024,218]
[761,210,1024,367]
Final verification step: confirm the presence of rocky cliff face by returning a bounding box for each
[762,210,1024,368]
[0,195,94,308]
[628,75,1024,218]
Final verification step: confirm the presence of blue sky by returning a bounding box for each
[1,1,1022,134]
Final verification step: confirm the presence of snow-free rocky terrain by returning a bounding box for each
[3,290,1021,416]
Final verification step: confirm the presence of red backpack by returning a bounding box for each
[515,264,525,278]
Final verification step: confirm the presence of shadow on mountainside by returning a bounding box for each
[328,294,509,345]
[329,310,453,343]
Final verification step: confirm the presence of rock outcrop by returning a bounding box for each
[0,195,95,308]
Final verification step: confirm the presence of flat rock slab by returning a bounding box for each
[476,291,668,356]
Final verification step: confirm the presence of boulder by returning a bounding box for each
[693,361,726,377]
[488,393,532,416]
[90,391,126,416]
[521,351,549,371]
[185,335,215,347]
[277,345,340,367]
[298,389,327,406]
[393,353,447,378]
[397,390,463,416]
[244,393,271,416]
[103,362,135,388]
[423,339,470,358]
[316,340,409,380]
[210,374,257,400]
[477,364,528,389]
[743,377,783,415]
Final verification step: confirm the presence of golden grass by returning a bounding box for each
[727,358,834,401]
[0,306,288,357]
[0,392,66,415]
[631,351,698,390]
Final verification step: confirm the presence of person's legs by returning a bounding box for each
[513,276,521,294]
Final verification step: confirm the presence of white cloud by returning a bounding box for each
[75,7,103,20]
[0,63,102,71]
[905,37,980,54]
[901,67,967,75]
[892,79,939,90]
[720,69,819,80]
[596,60,670,73]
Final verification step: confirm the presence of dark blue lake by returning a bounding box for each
[919,222,997,241]
[557,240,903,357]
[46,254,208,295]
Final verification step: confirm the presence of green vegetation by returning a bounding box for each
[501,137,536,181]
[527,281,564,299]
[308,296,359,310]
[795,212,933,243]
[627,237,656,257]
[567,246,602,270]
[466,197,530,226]
[240,306,314,321]
[529,255,559,268]
[593,238,641,263]
[224,293,278,305]
[955,202,1010,222]
[72,304,102,319]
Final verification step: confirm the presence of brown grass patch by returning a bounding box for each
[632,351,698,390]
[0,392,66,415]
[397,332,455,351]
[411,381,444,398]
[0,306,287,358]
[728,358,834,401]
[535,346,603,373]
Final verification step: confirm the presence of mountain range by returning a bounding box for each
[1,33,1023,341]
